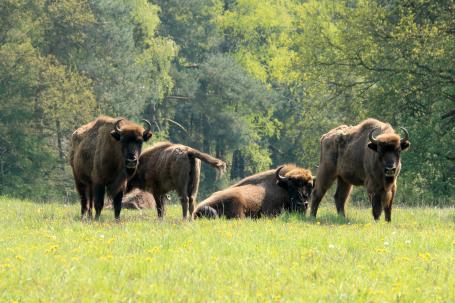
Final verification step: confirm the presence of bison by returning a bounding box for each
[310,118,410,222]
[70,116,152,220]
[127,142,226,219]
[192,164,314,219]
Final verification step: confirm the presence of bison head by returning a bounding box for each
[111,119,153,174]
[368,127,410,181]
[276,166,314,213]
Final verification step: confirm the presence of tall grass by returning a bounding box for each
[0,196,453,302]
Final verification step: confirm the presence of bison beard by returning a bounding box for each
[69,116,152,220]
[192,164,314,219]
[310,118,410,222]
[127,142,226,219]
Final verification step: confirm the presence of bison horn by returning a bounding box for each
[114,119,124,134]
[142,119,152,133]
[400,127,409,142]
[275,166,288,182]
[368,128,380,144]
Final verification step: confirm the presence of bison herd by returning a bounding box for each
[70,116,410,222]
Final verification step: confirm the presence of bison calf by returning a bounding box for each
[70,116,152,220]
[127,142,226,219]
[192,164,314,219]
[310,118,410,222]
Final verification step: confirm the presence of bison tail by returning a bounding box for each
[192,205,218,220]
[188,149,227,176]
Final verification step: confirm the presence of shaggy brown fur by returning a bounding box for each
[128,142,226,219]
[121,189,156,210]
[310,118,410,222]
[70,115,152,220]
[192,164,314,219]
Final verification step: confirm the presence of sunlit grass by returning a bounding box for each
[0,196,453,302]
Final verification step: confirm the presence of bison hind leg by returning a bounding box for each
[75,180,91,220]
[334,177,352,217]
[193,206,218,219]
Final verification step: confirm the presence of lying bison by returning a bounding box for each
[120,189,156,210]
[310,118,410,222]
[127,142,226,219]
[70,116,152,220]
[192,164,314,219]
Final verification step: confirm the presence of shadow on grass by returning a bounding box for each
[278,211,363,225]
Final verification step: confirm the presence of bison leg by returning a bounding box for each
[153,193,166,218]
[87,185,93,219]
[310,168,336,217]
[94,184,106,220]
[383,187,395,222]
[370,192,383,221]
[188,196,196,218]
[112,191,123,221]
[75,180,90,219]
[180,196,190,219]
[334,177,352,217]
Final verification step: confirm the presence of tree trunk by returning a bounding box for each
[231,149,245,179]
[56,119,65,171]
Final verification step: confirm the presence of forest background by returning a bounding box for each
[0,0,453,205]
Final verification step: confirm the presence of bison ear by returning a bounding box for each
[400,140,410,151]
[367,142,378,152]
[143,131,153,142]
[110,130,121,141]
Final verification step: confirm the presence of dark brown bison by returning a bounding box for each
[310,118,410,222]
[192,164,314,219]
[127,142,226,219]
[70,116,152,220]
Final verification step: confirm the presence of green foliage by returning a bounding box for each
[0,0,453,204]
[0,198,453,301]
[219,0,455,202]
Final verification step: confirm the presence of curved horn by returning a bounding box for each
[275,165,288,183]
[368,128,379,144]
[114,119,124,133]
[142,119,152,133]
[400,127,409,142]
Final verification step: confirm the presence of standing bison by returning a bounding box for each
[70,116,152,220]
[127,142,226,219]
[310,118,410,222]
[192,164,314,219]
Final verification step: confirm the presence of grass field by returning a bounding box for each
[0,196,453,302]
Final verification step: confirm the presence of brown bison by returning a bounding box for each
[310,118,410,222]
[70,116,152,220]
[109,189,156,210]
[192,164,314,219]
[127,142,226,219]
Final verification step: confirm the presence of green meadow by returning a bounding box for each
[0,197,453,302]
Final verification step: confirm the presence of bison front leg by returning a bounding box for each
[383,188,395,222]
[94,184,106,221]
[112,191,123,221]
[369,192,383,221]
